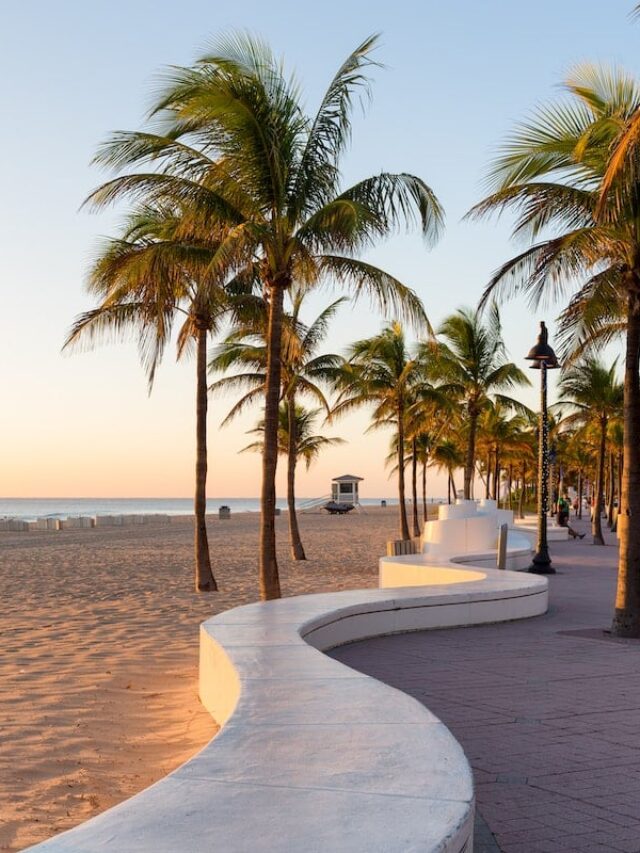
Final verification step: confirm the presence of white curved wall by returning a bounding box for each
[421,500,526,562]
[26,568,548,853]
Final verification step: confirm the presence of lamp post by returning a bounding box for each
[548,444,558,517]
[526,322,560,574]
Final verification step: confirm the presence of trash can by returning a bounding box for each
[274,508,281,516]
[381,500,387,507]
[219,506,231,520]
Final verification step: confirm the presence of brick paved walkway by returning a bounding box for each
[331,518,640,853]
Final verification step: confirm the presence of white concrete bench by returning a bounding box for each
[379,500,535,587]
[26,563,548,853]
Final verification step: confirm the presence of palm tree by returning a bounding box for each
[87,34,443,599]
[405,394,448,535]
[563,432,594,522]
[334,323,429,540]
[210,294,344,559]
[434,305,529,499]
[415,433,436,521]
[514,428,537,519]
[557,359,623,544]
[432,440,464,504]
[64,205,254,592]
[242,404,344,496]
[469,65,640,634]
[478,403,532,507]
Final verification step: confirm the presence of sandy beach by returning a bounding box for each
[0,506,409,851]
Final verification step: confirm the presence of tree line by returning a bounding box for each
[67,21,640,638]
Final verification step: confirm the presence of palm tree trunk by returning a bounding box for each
[492,449,499,502]
[607,451,615,529]
[613,451,623,533]
[578,470,583,520]
[612,289,640,636]
[592,418,607,545]
[397,408,410,540]
[194,325,217,592]
[447,473,452,505]
[259,281,285,601]
[450,469,458,499]
[508,463,513,510]
[411,437,420,537]
[518,465,526,519]
[485,451,491,499]
[464,410,477,500]
[286,395,306,561]
[558,466,565,505]
[422,461,428,522]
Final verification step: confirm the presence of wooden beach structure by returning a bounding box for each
[330,474,363,507]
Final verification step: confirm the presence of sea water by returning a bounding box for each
[0,497,404,520]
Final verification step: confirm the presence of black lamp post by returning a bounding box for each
[526,321,560,574]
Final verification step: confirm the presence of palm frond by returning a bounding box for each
[318,255,429,331]
[289,35,380,217]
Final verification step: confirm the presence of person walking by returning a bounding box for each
[558,493,585,539]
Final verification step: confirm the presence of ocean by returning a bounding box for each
[0,497,404,520]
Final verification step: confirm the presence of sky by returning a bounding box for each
[0,0,635,500]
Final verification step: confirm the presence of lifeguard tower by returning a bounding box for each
[330,474,363,507]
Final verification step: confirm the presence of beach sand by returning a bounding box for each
[0,505,413,851]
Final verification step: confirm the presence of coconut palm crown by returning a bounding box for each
[433,305,529,501]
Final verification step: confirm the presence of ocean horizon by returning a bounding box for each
[0,496,447,520]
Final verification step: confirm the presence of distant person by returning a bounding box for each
[558,493,585,539]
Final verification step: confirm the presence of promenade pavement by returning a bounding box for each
[331,517,640,853]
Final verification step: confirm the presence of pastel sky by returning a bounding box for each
[0,0,634,499]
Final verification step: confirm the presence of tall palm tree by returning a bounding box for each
[557,360,623,544]
[469,65,640,634]
[210,295,344,559]
[334,323,429,540]
[434,305,529,499]
[64,204,254,592]
[87,34,443,599]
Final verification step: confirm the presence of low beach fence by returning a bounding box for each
[0,513,174,532]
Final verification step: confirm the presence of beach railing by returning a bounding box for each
[297,494,331,512]
[0,512,175,533]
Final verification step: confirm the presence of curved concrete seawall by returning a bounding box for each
[27,565,548,853]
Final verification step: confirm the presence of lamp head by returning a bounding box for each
[526,321,560,369]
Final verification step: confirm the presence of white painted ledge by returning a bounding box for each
[26,562,547,853]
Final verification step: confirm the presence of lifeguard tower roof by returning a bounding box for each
[331,474,364,482]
